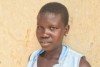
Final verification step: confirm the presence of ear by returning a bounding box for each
[64,25,70,36]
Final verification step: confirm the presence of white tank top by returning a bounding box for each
[33,60,37,67]
[28,44,83,67]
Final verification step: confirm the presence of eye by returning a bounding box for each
[50,27,57,31]
[37,25,40,28]
[37,25,43,30]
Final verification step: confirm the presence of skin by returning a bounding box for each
[36,12,91,67]
[80,57,91,67]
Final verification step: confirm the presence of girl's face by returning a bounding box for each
[36,13,69,51]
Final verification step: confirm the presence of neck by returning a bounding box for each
[44,45,62,60]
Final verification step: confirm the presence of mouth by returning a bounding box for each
[39,41,51,47]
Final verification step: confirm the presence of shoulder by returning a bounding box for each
[63,45,83,57]
[63,45,91,67]
[68,47,91,67]
[67,46,83,57]
[28,49,43,61]
[79,57,91,67]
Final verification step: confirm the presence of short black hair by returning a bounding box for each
[38,2,69,26]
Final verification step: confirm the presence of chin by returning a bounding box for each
[41,45,52,51]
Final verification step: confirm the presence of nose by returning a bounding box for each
[42,29,50,38]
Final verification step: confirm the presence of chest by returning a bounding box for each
[37,57,58,67]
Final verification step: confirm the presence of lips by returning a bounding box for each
[40,41,51,44]
[39,40,52,47]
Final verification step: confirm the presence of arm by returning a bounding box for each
[79,57,91,67]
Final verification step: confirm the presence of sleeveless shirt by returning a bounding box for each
[27,44,83,67]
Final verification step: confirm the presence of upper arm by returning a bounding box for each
[79,57,91,67]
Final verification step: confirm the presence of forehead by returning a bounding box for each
[37,12,64,26]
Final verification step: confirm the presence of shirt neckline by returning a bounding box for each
[35,45,69,66]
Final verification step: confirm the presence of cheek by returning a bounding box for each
[36,29,41,39]
[52,30,64,41]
